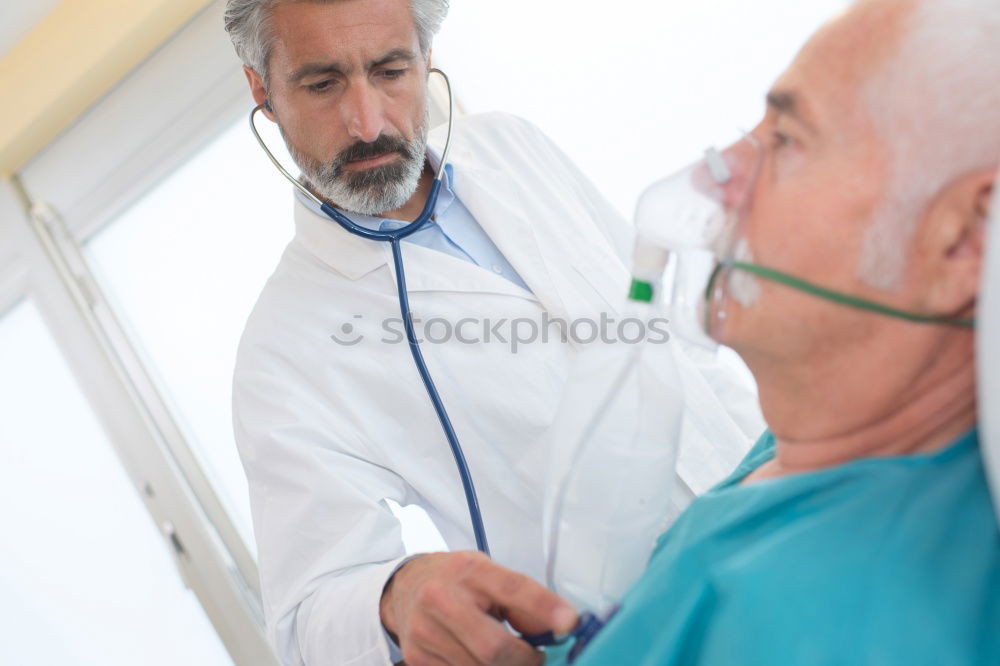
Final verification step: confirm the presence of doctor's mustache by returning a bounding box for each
[330,134,420,177]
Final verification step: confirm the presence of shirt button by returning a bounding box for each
[492,264,504,274]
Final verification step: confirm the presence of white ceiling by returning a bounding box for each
[0,0,62,61]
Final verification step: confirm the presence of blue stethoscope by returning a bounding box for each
[249,68,600,656]
[249,68,490,555]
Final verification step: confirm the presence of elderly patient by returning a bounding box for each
[557,0,1000,663]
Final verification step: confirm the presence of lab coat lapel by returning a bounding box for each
[293,139,623,322]
[293,196,387,280]
[295,192,533,300]
[390,241,539,299]
[444,161,572,320]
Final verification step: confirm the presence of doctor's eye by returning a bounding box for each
[307,79,336,93]
[379,68,407,80]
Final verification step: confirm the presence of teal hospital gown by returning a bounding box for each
[550,428,1000,665]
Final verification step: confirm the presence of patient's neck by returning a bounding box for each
[744,338,977,483]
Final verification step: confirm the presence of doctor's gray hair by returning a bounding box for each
[224,0,449,85]
[858,0,1000,289]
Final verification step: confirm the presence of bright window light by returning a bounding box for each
[435,0,849,215]
[0,300,231,665]
[85,117,296,553]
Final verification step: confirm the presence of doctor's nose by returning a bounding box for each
[342,82,386,143]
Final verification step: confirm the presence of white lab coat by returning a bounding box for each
[233,113,763,666]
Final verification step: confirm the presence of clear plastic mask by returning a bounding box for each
[633,134,763,348]
[539,136,767,652]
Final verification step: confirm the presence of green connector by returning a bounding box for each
[628,279,654,303]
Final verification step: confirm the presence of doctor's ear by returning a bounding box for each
[244,65,277,122]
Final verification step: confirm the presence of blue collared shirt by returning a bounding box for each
[296,164,531,292]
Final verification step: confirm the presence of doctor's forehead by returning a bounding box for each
[267,0,420,73]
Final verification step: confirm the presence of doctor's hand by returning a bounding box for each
[380,551,577,666]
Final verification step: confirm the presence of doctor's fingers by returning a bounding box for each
[424,589,544,666]
[399,645,451,666]
[466,567,577,638]
[400,611,480,666]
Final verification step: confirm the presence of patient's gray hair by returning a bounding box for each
[859,0,1000,289]
[224,0,449,86]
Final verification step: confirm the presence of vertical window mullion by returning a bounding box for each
[2,175,277,665]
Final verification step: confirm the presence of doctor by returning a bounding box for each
[225,1,760,664]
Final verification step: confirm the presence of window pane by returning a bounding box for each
[0,300,231,665]
[434,0,849,216]
[85,116,297,552]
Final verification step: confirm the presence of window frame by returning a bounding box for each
[3,2,278,663]
[3,2,456,661]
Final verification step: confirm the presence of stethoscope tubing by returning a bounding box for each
[317,179,442,243]
[248,69,490,555]
[388,236,490,554]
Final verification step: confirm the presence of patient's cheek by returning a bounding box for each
[773,146,807,181]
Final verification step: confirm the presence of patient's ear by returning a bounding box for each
[920,167,994,316]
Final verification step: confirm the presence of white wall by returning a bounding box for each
[435,0,849,216]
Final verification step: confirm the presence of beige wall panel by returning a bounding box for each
[0,0,212,176]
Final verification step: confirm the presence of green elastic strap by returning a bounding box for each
[704,261,975,329]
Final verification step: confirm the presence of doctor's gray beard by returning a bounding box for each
[285,116,429,217]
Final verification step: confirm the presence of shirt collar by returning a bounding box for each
[293,156,456,231]
[291,145,455,281]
